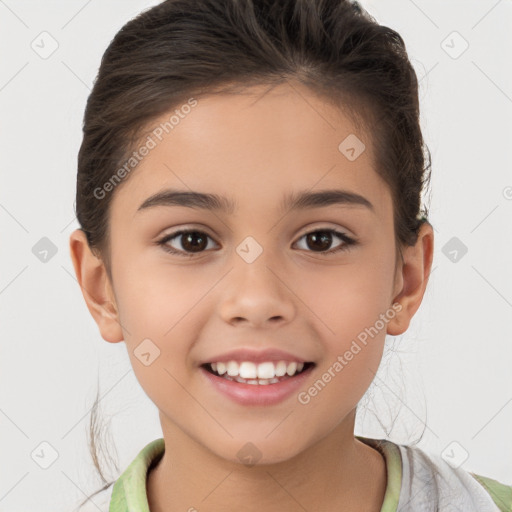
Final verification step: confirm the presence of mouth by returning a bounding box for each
[200,361,316,385]
[199,359,316,406]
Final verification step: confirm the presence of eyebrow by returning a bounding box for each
[136,188,374,215]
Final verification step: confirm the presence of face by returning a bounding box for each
[78,81,412,464]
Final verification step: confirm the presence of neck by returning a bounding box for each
[147,411,387,512]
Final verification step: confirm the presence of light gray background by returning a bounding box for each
[1,1,511,510]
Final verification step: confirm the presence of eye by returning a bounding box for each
[156,229,218,257]
[294,228,357,255]
[156,227,357,258]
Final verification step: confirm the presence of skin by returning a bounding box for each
[70,80,434,511]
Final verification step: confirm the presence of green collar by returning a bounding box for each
[355,435,402,512]
[109,438,165,512]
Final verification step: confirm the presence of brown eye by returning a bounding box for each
[295,229,356,255]
[157,230,217,256]
[179,232,208,252]
[305,231,333,251]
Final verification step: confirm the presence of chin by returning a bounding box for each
[208,436,311,468]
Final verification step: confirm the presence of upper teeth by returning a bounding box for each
[210,361,305,379]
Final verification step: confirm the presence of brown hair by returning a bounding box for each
[74,0,431,507]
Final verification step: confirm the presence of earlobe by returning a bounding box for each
[68,229,124,343]
[386,222,434,336]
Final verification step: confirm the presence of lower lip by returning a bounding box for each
[199,365,315,406]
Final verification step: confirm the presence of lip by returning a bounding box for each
[199,363,315,406]
[198,347,312,365]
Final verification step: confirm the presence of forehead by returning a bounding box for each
[109,81,391,219]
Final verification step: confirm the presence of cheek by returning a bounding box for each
[112,264,206,390]
[114,256,211,336]
[303,258,395,337]
[299,253,394,387]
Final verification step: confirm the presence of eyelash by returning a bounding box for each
[156,228,357,257]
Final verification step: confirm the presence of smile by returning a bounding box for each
[203,360,314,384]
[200,361,316,406]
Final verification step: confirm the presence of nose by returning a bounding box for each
[217,257,296,328]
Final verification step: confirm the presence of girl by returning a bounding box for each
[69,0,511,510]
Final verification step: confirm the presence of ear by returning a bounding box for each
[387,222,434,336]
[69,228,124,343]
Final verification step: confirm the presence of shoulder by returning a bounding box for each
[470,472,512,512]
[72,482,114,512]
[397,441,512,511]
